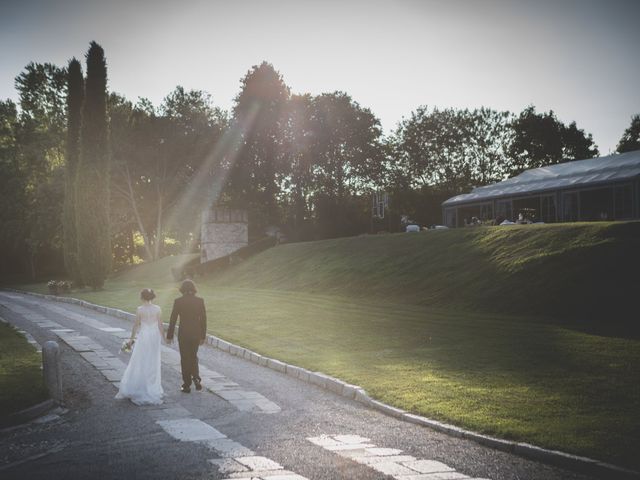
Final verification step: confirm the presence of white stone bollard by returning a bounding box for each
[42,341,63,403]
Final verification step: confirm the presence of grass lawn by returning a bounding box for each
[0,322,48,418]
[10,223,640,468]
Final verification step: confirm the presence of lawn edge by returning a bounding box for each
[0,317,59,429]
[5,287,640,479]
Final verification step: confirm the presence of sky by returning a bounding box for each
[1,0,639,154]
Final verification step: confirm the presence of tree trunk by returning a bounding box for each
[113,165,154,261]
[128,226,135,265]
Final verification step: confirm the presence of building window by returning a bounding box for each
[480,204,494,221]
[458,203,493,226]
[513,197,540,222]
[540,195,556,223]
[614,184,633,219]
[562,192,579,221]
[580,187,614,221]
[496,200,512,222]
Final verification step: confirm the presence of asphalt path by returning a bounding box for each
[0,291,595,480]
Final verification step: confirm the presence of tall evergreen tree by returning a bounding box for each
[76,42,110,289]
[63,58,84,285]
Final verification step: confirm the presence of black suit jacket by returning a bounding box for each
[167,294,207,341]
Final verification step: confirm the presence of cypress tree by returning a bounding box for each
[63,58,84,286]
[76,42,110,289]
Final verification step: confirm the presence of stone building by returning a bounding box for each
[200,207,248,263]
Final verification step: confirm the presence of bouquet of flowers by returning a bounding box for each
[120,338,135,353]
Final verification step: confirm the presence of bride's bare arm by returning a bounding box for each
[157,307,164,340]
[130,309,141,341]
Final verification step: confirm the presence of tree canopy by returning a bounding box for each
[76,42,111,289]
[509,106,598,174]
[617,114,640,153]
[1,50,632,281]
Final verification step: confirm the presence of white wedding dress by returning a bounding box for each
[115,304,164,405]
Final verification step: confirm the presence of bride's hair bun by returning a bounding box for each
[140,288,156,301]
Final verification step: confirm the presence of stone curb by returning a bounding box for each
[4,288,639,480]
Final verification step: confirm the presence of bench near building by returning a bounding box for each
[442,149,640,227]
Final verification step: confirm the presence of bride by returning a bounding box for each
[115,288,164,405]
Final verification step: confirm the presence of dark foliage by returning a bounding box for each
[616,114,640,153]
[509,106,598,174]
[63,58,84,286]
[76,42,111,289]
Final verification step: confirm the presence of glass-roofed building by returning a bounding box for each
[442,149,640,227]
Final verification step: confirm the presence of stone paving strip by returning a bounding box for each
[160,346,281,414]
[156,416,308,479]
[307,434,491,480]
[1,294,281,414]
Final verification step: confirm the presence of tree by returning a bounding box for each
[0,99,28,277]
[310,92,385,197]
[63,58,84,285]
[465,107,514,185]
[228,62,290,233]
[279,94,315,240]
[509,106,598,175]
[389,106,516,228]
[9,63,68,279]
[159,86,228,251]
[308,92,386,238]
[76,42,110,289]
[561,121,599,161]
[392,106,474,193]
[26,169,65,278]
[616,114,640,153]
[110,88,228,261]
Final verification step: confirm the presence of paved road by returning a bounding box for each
[0,291,595,480]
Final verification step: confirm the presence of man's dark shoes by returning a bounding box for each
[194,379,202,391]
[181,385,191,393]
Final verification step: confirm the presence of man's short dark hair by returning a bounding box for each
[180,279,197,295]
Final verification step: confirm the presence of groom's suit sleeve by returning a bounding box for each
[167,299,179,339]
[200,298,207,341]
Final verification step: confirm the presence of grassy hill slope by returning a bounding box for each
[210,222,640,328]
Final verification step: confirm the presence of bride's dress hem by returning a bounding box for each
[115,391,163,406]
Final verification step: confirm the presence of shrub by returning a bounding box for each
[47,280,59,295]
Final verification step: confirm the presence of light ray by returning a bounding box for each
[162,102,261,254]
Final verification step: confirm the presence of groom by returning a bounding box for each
[167,279,207,393]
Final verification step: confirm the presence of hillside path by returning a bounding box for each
[0,291,595,480]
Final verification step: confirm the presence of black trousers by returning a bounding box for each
[178,336,201,386]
